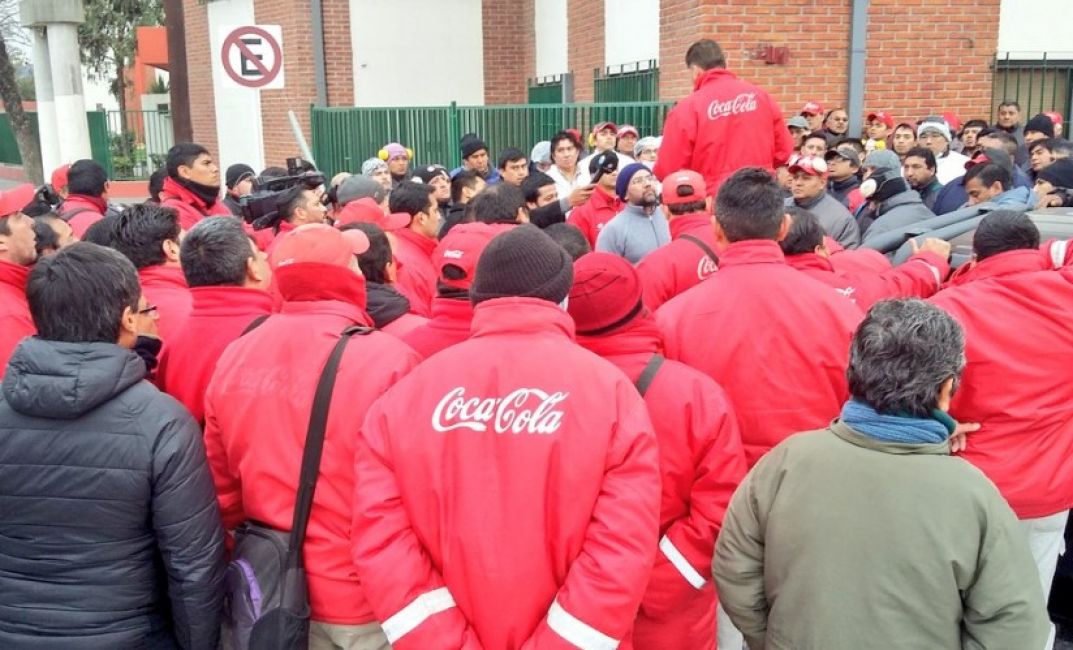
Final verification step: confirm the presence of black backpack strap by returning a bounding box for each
[285,325,374,567]
[240,314,270,336]
[679,234,719,265]
[634,354,665,397]
[58,207,93,223]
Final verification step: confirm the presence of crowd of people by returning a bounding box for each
[1,37,1073,650]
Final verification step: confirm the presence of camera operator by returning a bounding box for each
[249,185,329,251]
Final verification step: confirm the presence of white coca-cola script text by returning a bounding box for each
[432,387,569,435]
[707,93,758,121]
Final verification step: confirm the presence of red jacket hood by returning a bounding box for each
[62,193,107,214]
[161,176,218,213]
[786,252,835,273]
[138,264,188,289]
[718,240,786,268]
[947,249,1051,287]
[394,226,438,257]
[694,67,737,91]
[0,259,30,290]
[275,262,369,315]
[670,213,714,240]
[471,297,575,340]
[577,316,663,358]
[189,285,274,315]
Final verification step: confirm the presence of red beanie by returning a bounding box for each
[568,252,644,335]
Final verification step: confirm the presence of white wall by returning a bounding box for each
[535,0,568,77]
[604,0,659,68]
[998,0,1073,56]
[207,0,266,172]
[82,68,119,112]
[350,0,484,106]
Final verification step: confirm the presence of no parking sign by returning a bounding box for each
[219,25,285,90]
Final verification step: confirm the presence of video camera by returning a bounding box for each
[239,157,326,228]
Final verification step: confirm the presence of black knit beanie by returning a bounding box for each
[1025,113,1055,138]
[460,133,489,160]
[470,225,574,306]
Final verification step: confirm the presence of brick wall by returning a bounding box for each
[483,0,534,104]
[181,0,218,156]
[568,0,605,102]
[322,0,355,106]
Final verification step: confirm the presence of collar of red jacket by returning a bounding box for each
[718,239,786,267]
[189,285,274,316]
[471,297,575,340]
[670,213,713,240]
[394,226,438,257]
[576,315,663,358]
[590,185,621,210]
[63,193,108,214]
[0,258,30,291]
[947,248,1052,287]
[786,251,835,273]
[274,261,370,314]
[694,67,737,91]
[430,295,475,324]
[161,176,215,213]
[138,263,188,289]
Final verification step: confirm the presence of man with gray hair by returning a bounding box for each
[157,217,274,423]
[714,299,1049,649]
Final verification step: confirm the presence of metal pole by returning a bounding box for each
[311,0,329,107]
[847,0,869,139]
[288,110,316,166]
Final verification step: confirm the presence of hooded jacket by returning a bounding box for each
[787,191,861,249]
[859,189,936,244]
[577,317,747,649]
[567,185,623,248]
[160,177,231,231]
[401,296,475,359]
[636,213,720,310]
[393,227,439,318]
[61,193,107,238]
[786,250,947,310]
[596,203,672,264]
[931,250,1073,519]
[138,264,193,344]
[654,68,793,196]
[657,240,863,466]
[203,263,421,625]
[828,175,864,214]
[0,260,33,379]
[157,286,274,423]
[365,282,428,338]
[351,298,661,649]
[0,338,226,648]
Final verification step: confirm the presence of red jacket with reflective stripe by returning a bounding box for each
[636,213,719,311]
[786,250,948,311]
[653,68,793,196]
[1042,238,1073,268]
[0,261,33,379]
[138,265,192,344]
[930,250,1073,519]
[157,286,274,423]
[352,298,661,649]
[203,264,421,624]
[401,296,474,359]
[393,228,438,318]
[160,177,231,232]
[657,241,863,466]
[577,318,746,649]
[567,186,623,248]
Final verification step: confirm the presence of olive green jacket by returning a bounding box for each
[713,420,1049,650]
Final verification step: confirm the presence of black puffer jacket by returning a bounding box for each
[0,338,226,649]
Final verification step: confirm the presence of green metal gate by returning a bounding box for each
[594,60,660,103]
[993,53,1073,135]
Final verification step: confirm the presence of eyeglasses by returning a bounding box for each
[630,175,655,186]
[136,304,158,317]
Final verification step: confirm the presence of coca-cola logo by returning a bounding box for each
[707,93,758,121]
[696,256,718,280]
[432,387,569,435]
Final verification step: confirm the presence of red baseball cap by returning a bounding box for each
[942,111,961,133]
[660,170,707,206]
[334,197,409,231]
[269,223,370,269]
[593,122,618,135]
[867,111,894,129]
[51,164,70,191]
[801,101,824,116]
[1045,111,1064,126]
[617,124,640,138]
[787,155,828,177]
[434,222,514,290]
[0,183,35,218]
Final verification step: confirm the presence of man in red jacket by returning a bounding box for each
[930,211,1073,644]
[636,170,719,310]
[388,181,441,317]
[0,184,37,378]
[110,204,192,344]
[352,225,661,649]
[657,168,862,466]
[157,217,273,423]
[568,251,747,649]
[204,223,421,648]
[402,221,513,358]
[568,151,622,248]
[61,159,111,238]
[159,143,231,231]
[780,206,950,310]
[654,39,793,196]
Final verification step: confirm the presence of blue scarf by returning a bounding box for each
[841,400,953,445]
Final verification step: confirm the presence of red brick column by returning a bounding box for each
[322,0,355,106]
[483,0,534,104]
[568,0,605,102]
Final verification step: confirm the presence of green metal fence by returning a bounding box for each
[594,60,660,103]
[993,53,1073,135]
[311,101,675,179]
[527,75,566,104]
[0,112,39,166]
[103,110,175,180]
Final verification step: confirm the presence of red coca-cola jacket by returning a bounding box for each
[786,250,948,310]
[930,249,1073,519]
[138,265,192,344]
[203,263,420,624]
[393,228,438,318]
[401,296,474,359]
[351,298,661,649]
[568,186,623,249]
[653,68,793,196]
[160,177,231,232]
[0,260,33,379]
[636,213,719,311]
[157,286,273,423]
[61,194,107,239]
[656,240,863,466]
[824,237,893,274]
[577,317,747,649]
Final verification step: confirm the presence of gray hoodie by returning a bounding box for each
[787,192,861,249]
